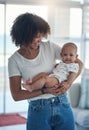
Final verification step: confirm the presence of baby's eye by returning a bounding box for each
[70,54,73,56]
[64,54,67,56]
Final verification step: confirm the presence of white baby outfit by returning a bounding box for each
[50,62,79,82]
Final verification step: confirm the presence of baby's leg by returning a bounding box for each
[32,72,48,82]
[22,77,46,92]
[45,76,59,88]
[30,77,47,91]
[26,72,48,84]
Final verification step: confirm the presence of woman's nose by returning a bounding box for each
[37,37,42,42]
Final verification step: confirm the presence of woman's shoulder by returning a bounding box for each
[41,40,61,49]
[8,51,21,61]
[41,41,61,60]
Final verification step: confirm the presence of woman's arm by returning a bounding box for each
[9,59,83,100]
[9,76,44,101]
[75,58,83,77]
[9,75,63,100]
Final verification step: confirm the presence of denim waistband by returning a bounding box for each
[29,93,69,106]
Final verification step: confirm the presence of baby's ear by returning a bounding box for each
[76,54,78,58]
[60,52,62,57]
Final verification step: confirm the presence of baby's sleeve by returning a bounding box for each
[68,63,79,73]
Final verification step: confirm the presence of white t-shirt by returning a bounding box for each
[8,41,61,101]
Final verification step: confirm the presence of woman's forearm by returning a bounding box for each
[75,58,83,77]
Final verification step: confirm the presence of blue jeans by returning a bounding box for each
[27,94,75,130]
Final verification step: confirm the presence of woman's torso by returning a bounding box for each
[8,41,61,100]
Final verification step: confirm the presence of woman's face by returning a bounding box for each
[29,33,43,50]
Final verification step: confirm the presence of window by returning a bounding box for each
[0,4,5,113]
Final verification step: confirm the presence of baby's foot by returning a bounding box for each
[22,83,33,92]
[26,78,32,85]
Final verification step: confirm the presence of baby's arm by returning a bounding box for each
[59,72,78,93]
[66,63,79,86]
[60,63,79,90]
[64,72,78,87]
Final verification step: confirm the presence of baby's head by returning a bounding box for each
[61,42,78,64]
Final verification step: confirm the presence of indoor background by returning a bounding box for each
[0,0,89,114]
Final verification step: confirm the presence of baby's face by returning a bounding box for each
[61,46,78,64]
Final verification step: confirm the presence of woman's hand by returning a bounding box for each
[54,83,69,96]
[43,83,68,96]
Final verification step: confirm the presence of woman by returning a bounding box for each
[8,12,83,130]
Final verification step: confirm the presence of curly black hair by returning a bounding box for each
[10,12,50,47]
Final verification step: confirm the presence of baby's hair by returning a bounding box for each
[61,42,77,53]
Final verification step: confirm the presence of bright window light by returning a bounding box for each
[70,8,82,37]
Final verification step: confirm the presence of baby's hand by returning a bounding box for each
[54,83,61,89]
[60,81,70,88]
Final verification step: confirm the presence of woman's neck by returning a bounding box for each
[18,45,39,59]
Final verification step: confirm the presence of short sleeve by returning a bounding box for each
[50,42,61,60]
[68,63,79,73]
[54,44,61,60]
[8,57,21,77]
